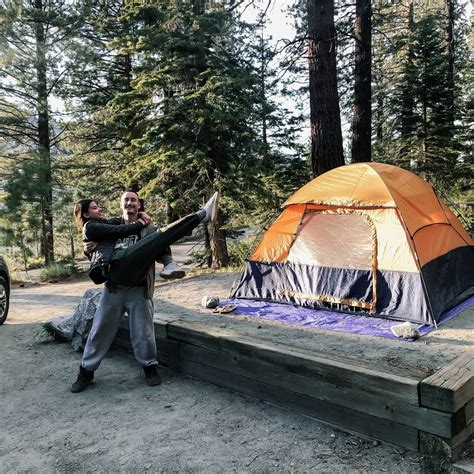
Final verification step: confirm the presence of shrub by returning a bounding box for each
[26,256,45,270]
[39,263,80,282]
[227,239,255,268]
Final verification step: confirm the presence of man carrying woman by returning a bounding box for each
[70,190,218,393]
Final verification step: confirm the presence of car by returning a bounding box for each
[0,256,10,325]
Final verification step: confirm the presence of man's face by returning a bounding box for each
[120,191,140,218]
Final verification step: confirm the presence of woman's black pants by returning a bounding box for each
[105,212,202,286]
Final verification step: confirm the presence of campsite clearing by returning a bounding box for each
[2,270,472,471]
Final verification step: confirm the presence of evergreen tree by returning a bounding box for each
[0,0,81,263]
[61,0,139,200]
[101,0,278,268]
[372,0,471,193]
[248,5,310,212]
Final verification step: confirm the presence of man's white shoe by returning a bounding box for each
[203,192,219,222]
[159,261,186,280]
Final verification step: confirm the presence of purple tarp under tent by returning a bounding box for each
[219,296,474,341]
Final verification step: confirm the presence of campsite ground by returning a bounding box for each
[1,245,473,472]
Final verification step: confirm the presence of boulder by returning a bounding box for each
[43,288,102,351]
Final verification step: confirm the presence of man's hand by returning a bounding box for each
[138,211,152,225]
[84,241,97,254]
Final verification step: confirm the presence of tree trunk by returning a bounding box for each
[260,26,268,147]
[203,223,212,268]
[307,0,344,177]
[166,202,179,225]
[192,0,229,269]
[123,52,133,92]
[401,1,415,139]
[375,78,384,141]
[351,0,372,163]
[70,233,75,264]
[444,0,455,129]
[34,0,54,264]
[210,214,229,270]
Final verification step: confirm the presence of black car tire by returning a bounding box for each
[0,276,10,325]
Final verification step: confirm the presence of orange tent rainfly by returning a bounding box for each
[231,163,474,326]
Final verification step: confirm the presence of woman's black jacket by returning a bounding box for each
[83,219,145,284]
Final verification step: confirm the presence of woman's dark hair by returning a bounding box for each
[74,199,94,230]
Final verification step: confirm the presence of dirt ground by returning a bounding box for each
[1,258,473,472]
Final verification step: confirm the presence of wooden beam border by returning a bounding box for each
[111,316,473,455]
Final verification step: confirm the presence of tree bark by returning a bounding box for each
[307,0,345,177]
[193,0,229,268]
[34,0,54,264]
[351,0,372,163]
[444,0,455,129]
[400,1,415,139]
[259,26,268,147]
[210,214,229,270]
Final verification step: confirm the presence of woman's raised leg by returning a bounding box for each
[106,193,219,286]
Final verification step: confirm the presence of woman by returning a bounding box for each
[74,192,218,287]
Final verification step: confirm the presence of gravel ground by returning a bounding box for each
[1,264,472,472]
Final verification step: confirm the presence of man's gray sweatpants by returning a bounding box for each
[81,286,157,371]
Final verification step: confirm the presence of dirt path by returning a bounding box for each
[1,271,471,472]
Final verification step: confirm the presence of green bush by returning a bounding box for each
[26,256,45,270]
[227,239,255,268]
[186,238,256,270]
[39,263,80,282]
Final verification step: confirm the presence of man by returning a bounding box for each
[71,190,172,392]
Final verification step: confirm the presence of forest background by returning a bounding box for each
[0,0,472,276]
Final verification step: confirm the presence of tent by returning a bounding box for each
[231,163,474,326]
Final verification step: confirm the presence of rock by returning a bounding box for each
[201,295,220,308]
[42,288,103,350]
[390,322,420,339]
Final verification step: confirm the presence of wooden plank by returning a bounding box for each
[178,357,419,450]
[451,422,473,452]
[116,315,174,339]
[420,353,474,412]
[180,342,455,438]
[113,326,133,351]
[420,422,473,458]
[466,399,474,426]
[113,324,180,370]
[157,337,180,370]
[167,320,420,406]
[152,318,170,339]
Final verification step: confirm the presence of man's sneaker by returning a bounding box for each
[159,261,186,280]
[70,366,94,393]
[202,192,219,222]
[143,365,162,386]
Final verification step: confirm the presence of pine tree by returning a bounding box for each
[248,5,310,213]
[100,0,277,267]
[0,0,81,264]
[60,0,139,199]
[372,0,470,193]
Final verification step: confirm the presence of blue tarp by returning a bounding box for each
[220,296,474,341]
